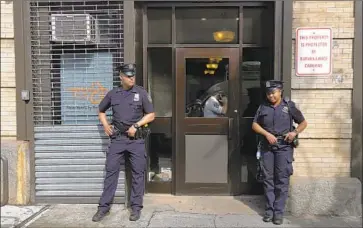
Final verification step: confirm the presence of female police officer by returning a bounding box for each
[252,80,307,225]
[92,64,155,222]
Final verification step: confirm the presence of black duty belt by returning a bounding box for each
[113,121,130,133]
[261,135,290,149]
[115,131,128,136]
[110,121,129,138]
[111,122,151,140]
[275,136,289,145]
[277,139,289,145]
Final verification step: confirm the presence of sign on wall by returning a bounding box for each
[60,52,114,125]
[295,27,332,76]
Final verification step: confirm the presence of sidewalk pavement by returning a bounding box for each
[1,195,362,228]
[1,205,48,228]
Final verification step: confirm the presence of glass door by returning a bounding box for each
[175,48,241,195]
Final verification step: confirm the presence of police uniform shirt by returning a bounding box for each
[253,99,305,136]
[99,85,154,125]
[204,96,223,117]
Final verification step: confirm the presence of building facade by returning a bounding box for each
[1,0,362,210]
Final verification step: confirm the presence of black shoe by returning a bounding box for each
[273,217,283,225]
[92,210,110,222]
[129,211,141,221]
[262,214,273,222]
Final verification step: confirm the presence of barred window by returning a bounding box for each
[30,1,124,125]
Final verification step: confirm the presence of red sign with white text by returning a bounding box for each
[295,28,332,76]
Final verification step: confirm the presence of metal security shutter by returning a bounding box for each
[29,0,125,203]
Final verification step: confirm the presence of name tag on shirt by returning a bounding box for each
[134,93,140,102]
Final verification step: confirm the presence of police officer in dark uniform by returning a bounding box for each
[92,63,155,222]
[252,80,307,225]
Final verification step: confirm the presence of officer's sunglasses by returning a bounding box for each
[266,88,281,95]
[121,73,135,78]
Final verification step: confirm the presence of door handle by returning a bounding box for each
[228,118,233,140]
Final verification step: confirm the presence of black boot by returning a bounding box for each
[129,210,141,221]
[273,216,283,225]
[92,210,110,222]
[262,213,273,222]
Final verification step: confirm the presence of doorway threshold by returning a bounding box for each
[143,194,264,215]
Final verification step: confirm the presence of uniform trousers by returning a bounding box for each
[98,136,146,213]
[261,146,294,217]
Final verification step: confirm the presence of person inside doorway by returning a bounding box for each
[252,80,307,225]
[203,92,228,117]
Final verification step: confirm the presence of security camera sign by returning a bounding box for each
[295,28,332,76]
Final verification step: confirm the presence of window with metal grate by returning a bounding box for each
[30,0,124,126]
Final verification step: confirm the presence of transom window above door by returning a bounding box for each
[175,7,239,44]
[147,6,267,45]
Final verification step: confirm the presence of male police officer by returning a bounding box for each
[92,64,155,222]
[252,80,307,225]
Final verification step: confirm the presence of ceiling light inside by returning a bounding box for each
[213,31,235,42]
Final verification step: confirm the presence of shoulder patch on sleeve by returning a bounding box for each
[147,93,152,103]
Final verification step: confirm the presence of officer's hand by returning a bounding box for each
[265,133,277,145]
[104,124,113,136]
[284,132,297,143]
[126,126,137,137]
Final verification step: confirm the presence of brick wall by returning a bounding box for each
[1,1,16,137]
[291,1,354,177]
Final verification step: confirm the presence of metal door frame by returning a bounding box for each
[175,47,240,195]
[140,1,276,195]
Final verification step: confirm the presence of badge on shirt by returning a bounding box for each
[134,93,140,102]
[282,106,289,114]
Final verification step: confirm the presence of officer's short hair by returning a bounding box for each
[117,63,136,77]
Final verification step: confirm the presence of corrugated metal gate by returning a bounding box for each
[29,0,125,203]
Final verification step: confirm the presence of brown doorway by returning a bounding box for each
[175,48,241,195]
[141,2,276,195]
